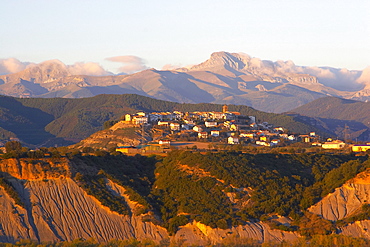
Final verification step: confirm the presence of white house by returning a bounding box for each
[132,116,148,125]
[271,139,280,145]
[322,140,345,149]
[193,126,203,132]
[198,132,208,139]
[211,130,220,137]
[205,121,218,128]
[159,140,171,145]
[158,121,169,126]
[228,136,239,145]
[170,122,180,131]
[288,135,297,141]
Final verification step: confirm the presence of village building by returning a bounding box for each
[116,146,138,154]
[271,139,280,145]
[259,136,268,142]
[209,112,225,120]
[256,141,270,146]
[249,122,258,129]
[125,114,148,125]
[205,121,218,128]
[158,140,171,145]
[288,135,297,141]
[228,136,239,145]
[352,144,370,152]
[170,122,181,131]
[240,132,256,139]
[299,135,311,143]
[158,121,169,126]
[210,130,220,137]
[198,132,208,139]
[311,142,322,146]
[183,120,195,125]
[321,140,346,149]
[274,127,285,133]
[132,116,148,125]
[279,133,289,139]
[193,126,203,132]
[229,124,239,131]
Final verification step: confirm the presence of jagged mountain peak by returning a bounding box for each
[11,59,71,84]
[183,51,249,72]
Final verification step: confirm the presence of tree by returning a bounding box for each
[5,141,22,153]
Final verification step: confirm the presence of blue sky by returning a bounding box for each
[1,0,369,74]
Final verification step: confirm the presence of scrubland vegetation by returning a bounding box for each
[1,139,370,245]
[3,234,370,247]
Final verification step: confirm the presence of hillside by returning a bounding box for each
[289,97,370,141]
[0,151,370,245]
[1,52,369,113]
[0,94,326,147]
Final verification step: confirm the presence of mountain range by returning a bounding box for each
[1,52,369,113]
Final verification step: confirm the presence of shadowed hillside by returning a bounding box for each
[0,94,327,146]
[289,97,370,140]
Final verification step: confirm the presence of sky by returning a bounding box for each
[1,0,369,75]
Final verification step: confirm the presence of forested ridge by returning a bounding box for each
[1,149,370,245]
[152,151,369,233]
[0,94,328,146]
[33,150,370,234]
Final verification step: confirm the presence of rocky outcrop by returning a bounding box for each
[72,121,151,150]
[0,178,169,243]
[175,221,298,245]
[307,169,370,239]
[0,158,71,180]
[309,170,370,221]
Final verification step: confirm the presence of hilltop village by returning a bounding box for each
[119,105,370,154]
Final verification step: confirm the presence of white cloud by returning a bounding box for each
[161,64,182,70]
[105,55,149,74]
[67,62,111,76]
[357,66,370,87]
[268,58,365,91]
[0,58,111,76]
[302,67,363,91]
[0,58,32,74]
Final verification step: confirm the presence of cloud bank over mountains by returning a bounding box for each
[0,52,369,92]
[272,60,367,91]
[0,58,111,76]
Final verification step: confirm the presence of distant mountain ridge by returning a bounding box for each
[0,52,369,113]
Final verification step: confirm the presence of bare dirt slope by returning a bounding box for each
[309,169,370,237]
